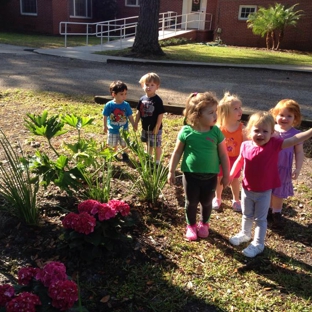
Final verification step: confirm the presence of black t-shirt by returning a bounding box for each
[137,94,165,131]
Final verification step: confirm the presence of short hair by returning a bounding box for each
[109,80,127,95]
[183,92,218,127]
[139,73,160,86]
[245,112,275,139]
[217,91,242,128]
[270,99,302,127]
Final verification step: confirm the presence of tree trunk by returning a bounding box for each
[131,0,165,56]
[271,31,276,50]
[276,29,284,50]
[265,32,270,49]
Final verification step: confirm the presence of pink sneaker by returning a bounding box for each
[186,225,197,241]
[197,221,209,238]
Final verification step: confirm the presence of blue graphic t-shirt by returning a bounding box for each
[102,100,133,134]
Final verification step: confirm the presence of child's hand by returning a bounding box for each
[220,176,230,188]
[103,126,108,134]
[167,172,175,185]
[133,124,137,132]
[227,175,234,186]
[153,127,159,135]
[292,168,300,179]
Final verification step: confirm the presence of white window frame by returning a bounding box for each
[70,0,92,19]
[125,0,140,7]
[238,5,257,21]
[20,0,37,16]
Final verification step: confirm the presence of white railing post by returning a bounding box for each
[86,24,89,45]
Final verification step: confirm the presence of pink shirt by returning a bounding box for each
[241,137,283,192]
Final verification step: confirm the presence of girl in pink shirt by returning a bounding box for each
[229,112,312,258]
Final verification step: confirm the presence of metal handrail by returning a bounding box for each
[59,11,213,48]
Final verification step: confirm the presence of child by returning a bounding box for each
[135,73,165,164]
[168,92,230,241]
[212,92,245,212]
[269,99,304,227]
[102,80,136,161]
[229,112,312,258]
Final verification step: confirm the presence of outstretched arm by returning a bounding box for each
[167,139,184,185]
[282,128,312,149]
[229,154,244,184]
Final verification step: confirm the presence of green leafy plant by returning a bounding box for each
[60,199,134,261]
[121,130,168,204]
[0,129,39,225]
[24,111,113,198]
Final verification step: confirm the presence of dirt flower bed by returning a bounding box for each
[0,90,312,311]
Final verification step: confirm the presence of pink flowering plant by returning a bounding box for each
[0,261,81,312]
[61,199,134,260]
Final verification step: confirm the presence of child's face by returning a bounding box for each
[276,108,295,130]
[142,81,159,97]
[198,104,218,128]
[229,101,243,121]
[112,90,127,104]
[250,122,274,146]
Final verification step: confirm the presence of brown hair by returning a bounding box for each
[139,72,160,86]
[109,80,127,95]
[270,99,302,127]
[183,92,218,127]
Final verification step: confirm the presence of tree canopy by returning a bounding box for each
[247,3,304,50]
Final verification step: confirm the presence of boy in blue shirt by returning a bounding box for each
[102,80,136,161]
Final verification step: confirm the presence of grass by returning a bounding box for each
[1,31,312,65]
[1,89,312,311]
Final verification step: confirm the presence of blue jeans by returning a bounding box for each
[241,188,272,246]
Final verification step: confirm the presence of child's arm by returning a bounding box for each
[134,110,140,129]
[229,154,244,184]
[282,128,312,149]
[128,115,137,131]
[293,143,304,179]
[218,140,230,188]
[103,116,108,134]
[153,113,164,134]
[168,138,184,185]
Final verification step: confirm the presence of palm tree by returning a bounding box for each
[274,3,304,50]
[247,3,304,50]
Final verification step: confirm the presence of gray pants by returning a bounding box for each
[241,188,272,246]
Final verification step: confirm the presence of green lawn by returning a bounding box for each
[1,31,312,65]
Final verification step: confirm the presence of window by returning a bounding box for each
[70,0,92,18]
[192,0,201,12]
[126,0,140,7]
[238,5,257,20]
[20,0,37,15]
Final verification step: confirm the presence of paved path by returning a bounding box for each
[1,42,312,122]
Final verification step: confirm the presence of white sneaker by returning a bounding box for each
[229,233,251,246]
[242,243,264,258]
[212,197,221,210]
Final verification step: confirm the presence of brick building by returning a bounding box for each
[1,0,311,51]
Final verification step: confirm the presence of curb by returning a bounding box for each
[94,95,312,128]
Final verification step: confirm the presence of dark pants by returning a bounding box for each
[182,172,217,225]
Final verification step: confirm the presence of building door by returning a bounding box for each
[182,0,207,30]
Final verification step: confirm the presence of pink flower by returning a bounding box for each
[109,199,130,216]
[62,212,79,229]
[0,284,15,306]
[94,203,116,221]
[18,267,39,285]
[6,292,41,312]
[48,280,78,311]
[36,261,67,287]
[78,199,101,214]
[74,212,96,234]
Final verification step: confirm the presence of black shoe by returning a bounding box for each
[267,208,273,221]
[272,212,282,229]
[122,152,129,162]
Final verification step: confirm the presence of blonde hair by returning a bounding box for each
[245,112,275,139]
[217,92,242,127]
[183,92,218,127]
[270,99,302,127]
[139,72,160,86]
